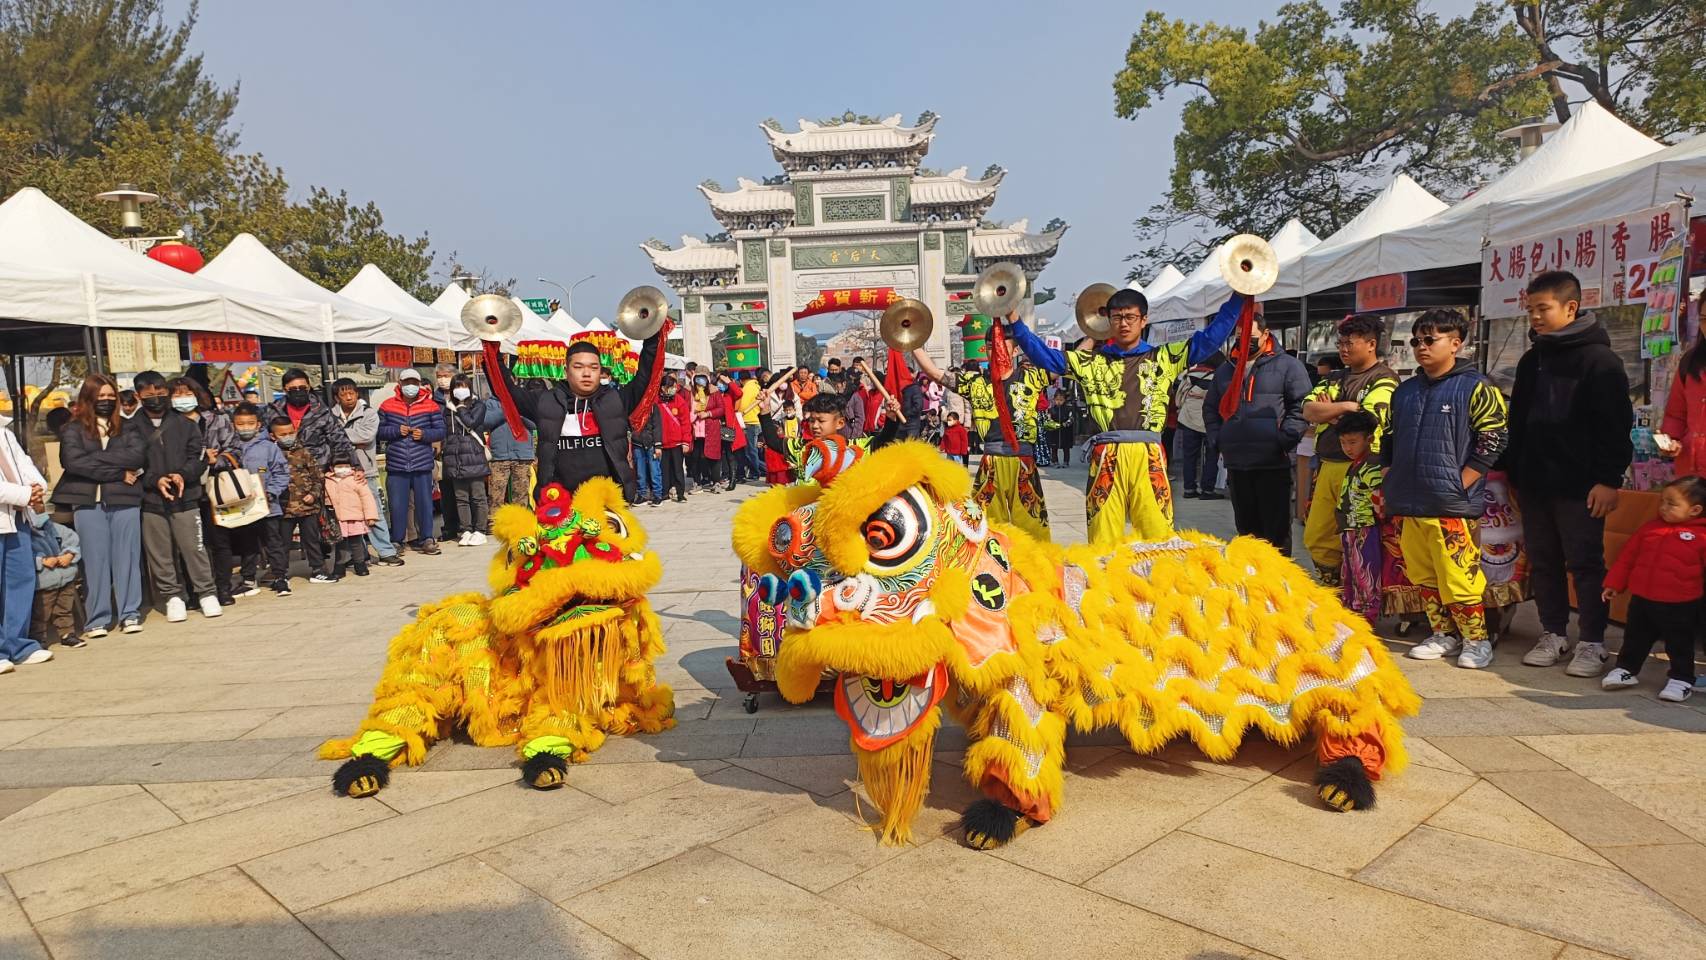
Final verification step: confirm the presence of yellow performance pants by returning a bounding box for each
[1085,441,1173,546]
[1398,517,1485,605]
[973,454,1050,542]
[1304,458,1351,574]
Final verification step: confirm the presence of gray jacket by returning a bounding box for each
[336,399,381,475]
[29,512,80,591]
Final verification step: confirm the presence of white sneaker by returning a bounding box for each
[1659,679,1694,702]
[80,627,108,641]
[457,531,473,546]
[21,648,52,665]
[1565,642,1608,678]
[238,581,261,597]
[199,596,223,618]
[120,619,142,635]
[1408,633,1463,660]
[1601,667,1639,689]
[1522,631,1571,667]
[0,659,12,674]
[165,597,187,623]
[470,532,488,546]
[1457,640,1494,669]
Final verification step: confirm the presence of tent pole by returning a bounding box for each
[1298,295,1310,360]
[318,344,332,404]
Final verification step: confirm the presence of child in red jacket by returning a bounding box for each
[1600,475,1706,701]
[940,411,970,467]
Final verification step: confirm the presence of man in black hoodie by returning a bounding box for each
[1508,270,1634,678]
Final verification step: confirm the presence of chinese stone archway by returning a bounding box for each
[640,112,1066,367]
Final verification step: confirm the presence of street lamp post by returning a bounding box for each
[537,274,595,321]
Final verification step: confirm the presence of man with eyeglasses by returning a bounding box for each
[1006,288,1245,544]
[1301,314,1399,586]
[1381,309,1509,670]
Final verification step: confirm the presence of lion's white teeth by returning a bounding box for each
[911,600,935,624]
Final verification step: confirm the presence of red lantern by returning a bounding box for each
[146,240,204,273]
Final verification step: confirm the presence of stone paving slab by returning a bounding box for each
[2,465,1705,958]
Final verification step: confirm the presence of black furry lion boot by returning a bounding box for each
[1314,756,1377,811]
[960,798,1033,849]
[522,752,569,790]
[332,755,391,798]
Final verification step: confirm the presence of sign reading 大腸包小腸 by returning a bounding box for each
[1480,201,1686,318]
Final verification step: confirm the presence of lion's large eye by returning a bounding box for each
[861,488,932,572]
[603,510,628,541]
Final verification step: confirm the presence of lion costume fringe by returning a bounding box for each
[321,478,675,796]
[732,441,1421,848]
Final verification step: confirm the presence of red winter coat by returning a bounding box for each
[941,423,970,456]
[699,387,732,460]
[660,392,692,448]
[1605,515,1706,602]
[1661,364,1706,476]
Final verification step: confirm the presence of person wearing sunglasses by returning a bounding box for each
[1004,288,1246,544]
[1300,314,1399,586]
[1381,309,1509,669]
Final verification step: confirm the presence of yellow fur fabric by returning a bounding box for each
[321,478,676,772]
[734,441,1422,843]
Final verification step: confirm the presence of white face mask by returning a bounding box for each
[452,387,471,401]
[333,465,352,477]
[171,396,198,413]
[401,383,421,399]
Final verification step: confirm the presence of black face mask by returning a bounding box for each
[140,395,168,414]
[285,388,310,407]
[93,400,117,417]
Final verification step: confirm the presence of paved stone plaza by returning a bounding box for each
[2,468,1705,960]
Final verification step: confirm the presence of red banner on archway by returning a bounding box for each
[793,287,902,320]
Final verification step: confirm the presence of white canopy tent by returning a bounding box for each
[1142,264,1185,300]
[1475,127,1706,246]
[338,263,468,349]
[1263,175,1449,300]
[1150,219,1321,321]
[1285,101,1663,296]
[547,308,584,335]
[0,187,326,338]
[201,234,447,348]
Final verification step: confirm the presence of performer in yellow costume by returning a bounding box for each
[1301,314,1398,585]
[321,477,675,796]
[910,342,1052,541]
[732,442,1421,848]
[1008,290,1244,544]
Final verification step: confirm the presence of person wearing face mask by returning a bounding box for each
[54,374,148,638]
[227,404,289,596]
[329,378,403,567]
[133,371,220,623]
[323,453,380,577]
[118,389,140,421]
[266,368,354,472]
[170,377,241,607]
[488,321,667,497]
[658,375,692,503]
[441,374,497,546]
[431,363,466,543]
[377,368,447,555]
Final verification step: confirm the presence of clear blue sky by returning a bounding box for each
[179,1,1285,332]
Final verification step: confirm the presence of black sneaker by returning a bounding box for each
[353,564,370,577]
[59,635,87,649]
[375,554,405,567]
[217,593,236,607]
[1198,491,1224,501]
[273,580,293,597]
[1182,489,1199,499]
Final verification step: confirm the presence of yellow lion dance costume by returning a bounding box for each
[732,442,1421,848]
[321,478,675,796]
